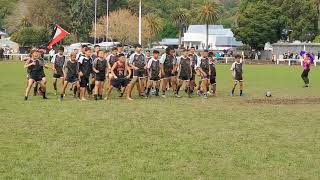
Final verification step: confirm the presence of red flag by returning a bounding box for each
[48,24,69,49]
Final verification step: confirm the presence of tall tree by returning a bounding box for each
[234,1,282,49]
[197,1,220,49]
[145,13,163,42]
[171,8,190,46]
[0,0,18,29]
[68,0,94,42]
[94,9,151,46]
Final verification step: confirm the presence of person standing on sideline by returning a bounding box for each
[301,52,313,87]
[49,48,55,62]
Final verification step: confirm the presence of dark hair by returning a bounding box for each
[190,47,195,49]
[81,44,88,48]
[104,50,110,53]
[146,50,150,53]
[165,47,173,54]
[153,50,160,54]
[94,45,100,48]
[83,47,91,52]
[112,47,118,51]
[235,54,242,59]
[58,46,64,51]
[208,52,214,57]
[203,50,209,53]
[134,44,142,48]
[118,53,125,57]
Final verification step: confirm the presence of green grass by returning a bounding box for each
[0,60,320,179]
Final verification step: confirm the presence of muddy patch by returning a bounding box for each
[246,97,320,105]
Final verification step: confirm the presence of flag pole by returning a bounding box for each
[138,0,142,45]
[94,0,97,45]
[106,0,109,45]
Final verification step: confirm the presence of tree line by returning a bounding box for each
[0,0,319,49]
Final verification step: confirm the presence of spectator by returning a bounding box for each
[317,51,320,60]
[49,49,55,61]
[257,51,261,59]
[0,47,4,60]
[5,48,10,60]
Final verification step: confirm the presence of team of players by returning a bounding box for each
[23,44,245,101]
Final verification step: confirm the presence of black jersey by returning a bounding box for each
[148,59,160,78]
[161,54,175,73]
[94,58,108,73]
[108,54,118,68]
[66,60,78,77]
[79,57,92,77]
[53,54,66,75]
[199,57,210,74]
[178,56,191,77]
[130,53,146,69]
[28,59,44,79]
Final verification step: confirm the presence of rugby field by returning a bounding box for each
[0,60,320,179]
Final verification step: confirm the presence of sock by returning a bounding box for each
[176,86,181,94]
[86,84,91,94]
[42,91,47,99]
[33,86,37,95]
[147,88,151,95]
[162,90,166,95]
[25,96,28,100]
[155,88,159,95]
[94,94,98,100]
[231,88,235,94]
[90,84,95,93]
[60,94,63,98]
[73,86,78,96]
[98,94,103,99]
[240,90,243,95]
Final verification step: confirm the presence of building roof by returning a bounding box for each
[159,38,179,45]
[186,25,234,36]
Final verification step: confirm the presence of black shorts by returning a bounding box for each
[53,73,63,79]
[234,74,243,81]
[150,76,160,81]
[163,70,175,79]
[210,77,216,84]
[30,76,43,82]
[66,76,78,83]
[179,75,190,81]
[95,73,106,81]
[112,78,129,88]
[133,69,147,78]
[80,76,89,87]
